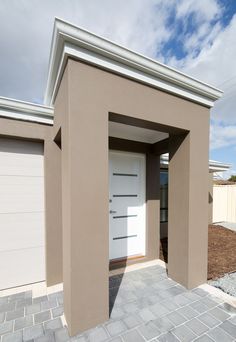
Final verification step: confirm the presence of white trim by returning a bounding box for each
[0,97,53,125]
[44,18,223,107]
[160,154,231,172]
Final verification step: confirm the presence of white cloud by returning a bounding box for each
[210,121,236,150]
[0,0,235,155]
[0,0,176,102]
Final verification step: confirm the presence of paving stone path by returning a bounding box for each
[0,265,236,341]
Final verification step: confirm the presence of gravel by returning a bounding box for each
[209,272,236,297]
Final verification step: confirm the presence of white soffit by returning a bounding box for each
[0,97,53,124]
[44,18,223,107]
[109,121,168,144]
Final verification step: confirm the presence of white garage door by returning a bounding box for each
[0,138,45,290]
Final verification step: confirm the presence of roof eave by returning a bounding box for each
[44,18,223,107]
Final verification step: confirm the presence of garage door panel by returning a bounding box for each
[0,212,44,251]
[0,138,45,290]
[0,177,44,213]
[0,247,45,289]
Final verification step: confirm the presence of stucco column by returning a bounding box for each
[61,67,109,335]
[146,154,160,259]
[168,132,209,289]
[208,173,214,224]
[44,137,62,286]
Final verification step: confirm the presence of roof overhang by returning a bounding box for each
[44,18,223,107]
[0,97,53,125]
[160,154,231,172]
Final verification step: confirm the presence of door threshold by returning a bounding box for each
[109,254,146,270]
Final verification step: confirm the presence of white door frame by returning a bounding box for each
[109,150,146,260]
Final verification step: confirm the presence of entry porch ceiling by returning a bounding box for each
[109,121,168,144]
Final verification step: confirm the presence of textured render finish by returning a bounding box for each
[168,131,209,289]
[146,154,160,260]
[44,137,63,286]
[54,65,109,335]
[53,58,210,335]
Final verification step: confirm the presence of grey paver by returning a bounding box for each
[177,305,199,319]
[123,314,142,329]
[153,316,175,333]
[173,294,192,307]
[172,324,196,342]
[34,310,51,324]
[190,301,209,314]
[219,320,236,338]
[138,308,156,322]
[209,307,230,321]
[6,308,24,321]
[194,335,214,341]
[207,326,234,341]
[16,299,32,309]
[220,302,236,315]
[108,338,122,342]
[23,324,44,341]
[14,315,33,331]
[25,303,41,315]
[110,307,124,319]
[41,299,57,311]
[0,312,5,323]
[185,318,209,335]
[54,327,70,342]
[198,312,220,328]
[138,321,161,340]
[34,333,54,342]
[192,288,208,297]
[33,296,48,304]
[0,321,13,335]
[122,329,145,342]
[161,299,179,311]
[2,330,23,342]
[105,320,126,336]
[0,302,16,313]
[150,303,169,317]
[0,297,8,306]
[158,332,179,341]
[229,315,236,325]
[87,326,109,342]
[166,311,187,326]
[202,297,218,309]
[44,318,62,331]
[52,306,63,318]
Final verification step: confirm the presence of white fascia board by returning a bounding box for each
[208,160,231,172]
[0,97,54,125]
[160,154,231,172]
[44,18,223,107]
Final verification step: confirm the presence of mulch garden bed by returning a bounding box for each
[160,224,236,280]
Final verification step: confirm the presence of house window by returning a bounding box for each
[160,170,168,222]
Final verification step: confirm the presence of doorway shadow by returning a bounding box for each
[109,259,127,316]
[160,237,168,264]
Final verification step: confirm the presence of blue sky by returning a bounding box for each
[0,0,236,177]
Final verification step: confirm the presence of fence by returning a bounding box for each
[213,185,236,223]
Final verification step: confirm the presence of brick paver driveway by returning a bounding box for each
[0,264,236,342]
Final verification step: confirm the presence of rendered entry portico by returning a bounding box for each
[42,18,223,335]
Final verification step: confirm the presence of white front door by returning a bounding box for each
[109,151,146,260]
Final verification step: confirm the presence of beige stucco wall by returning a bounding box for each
[53,58,210,335]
